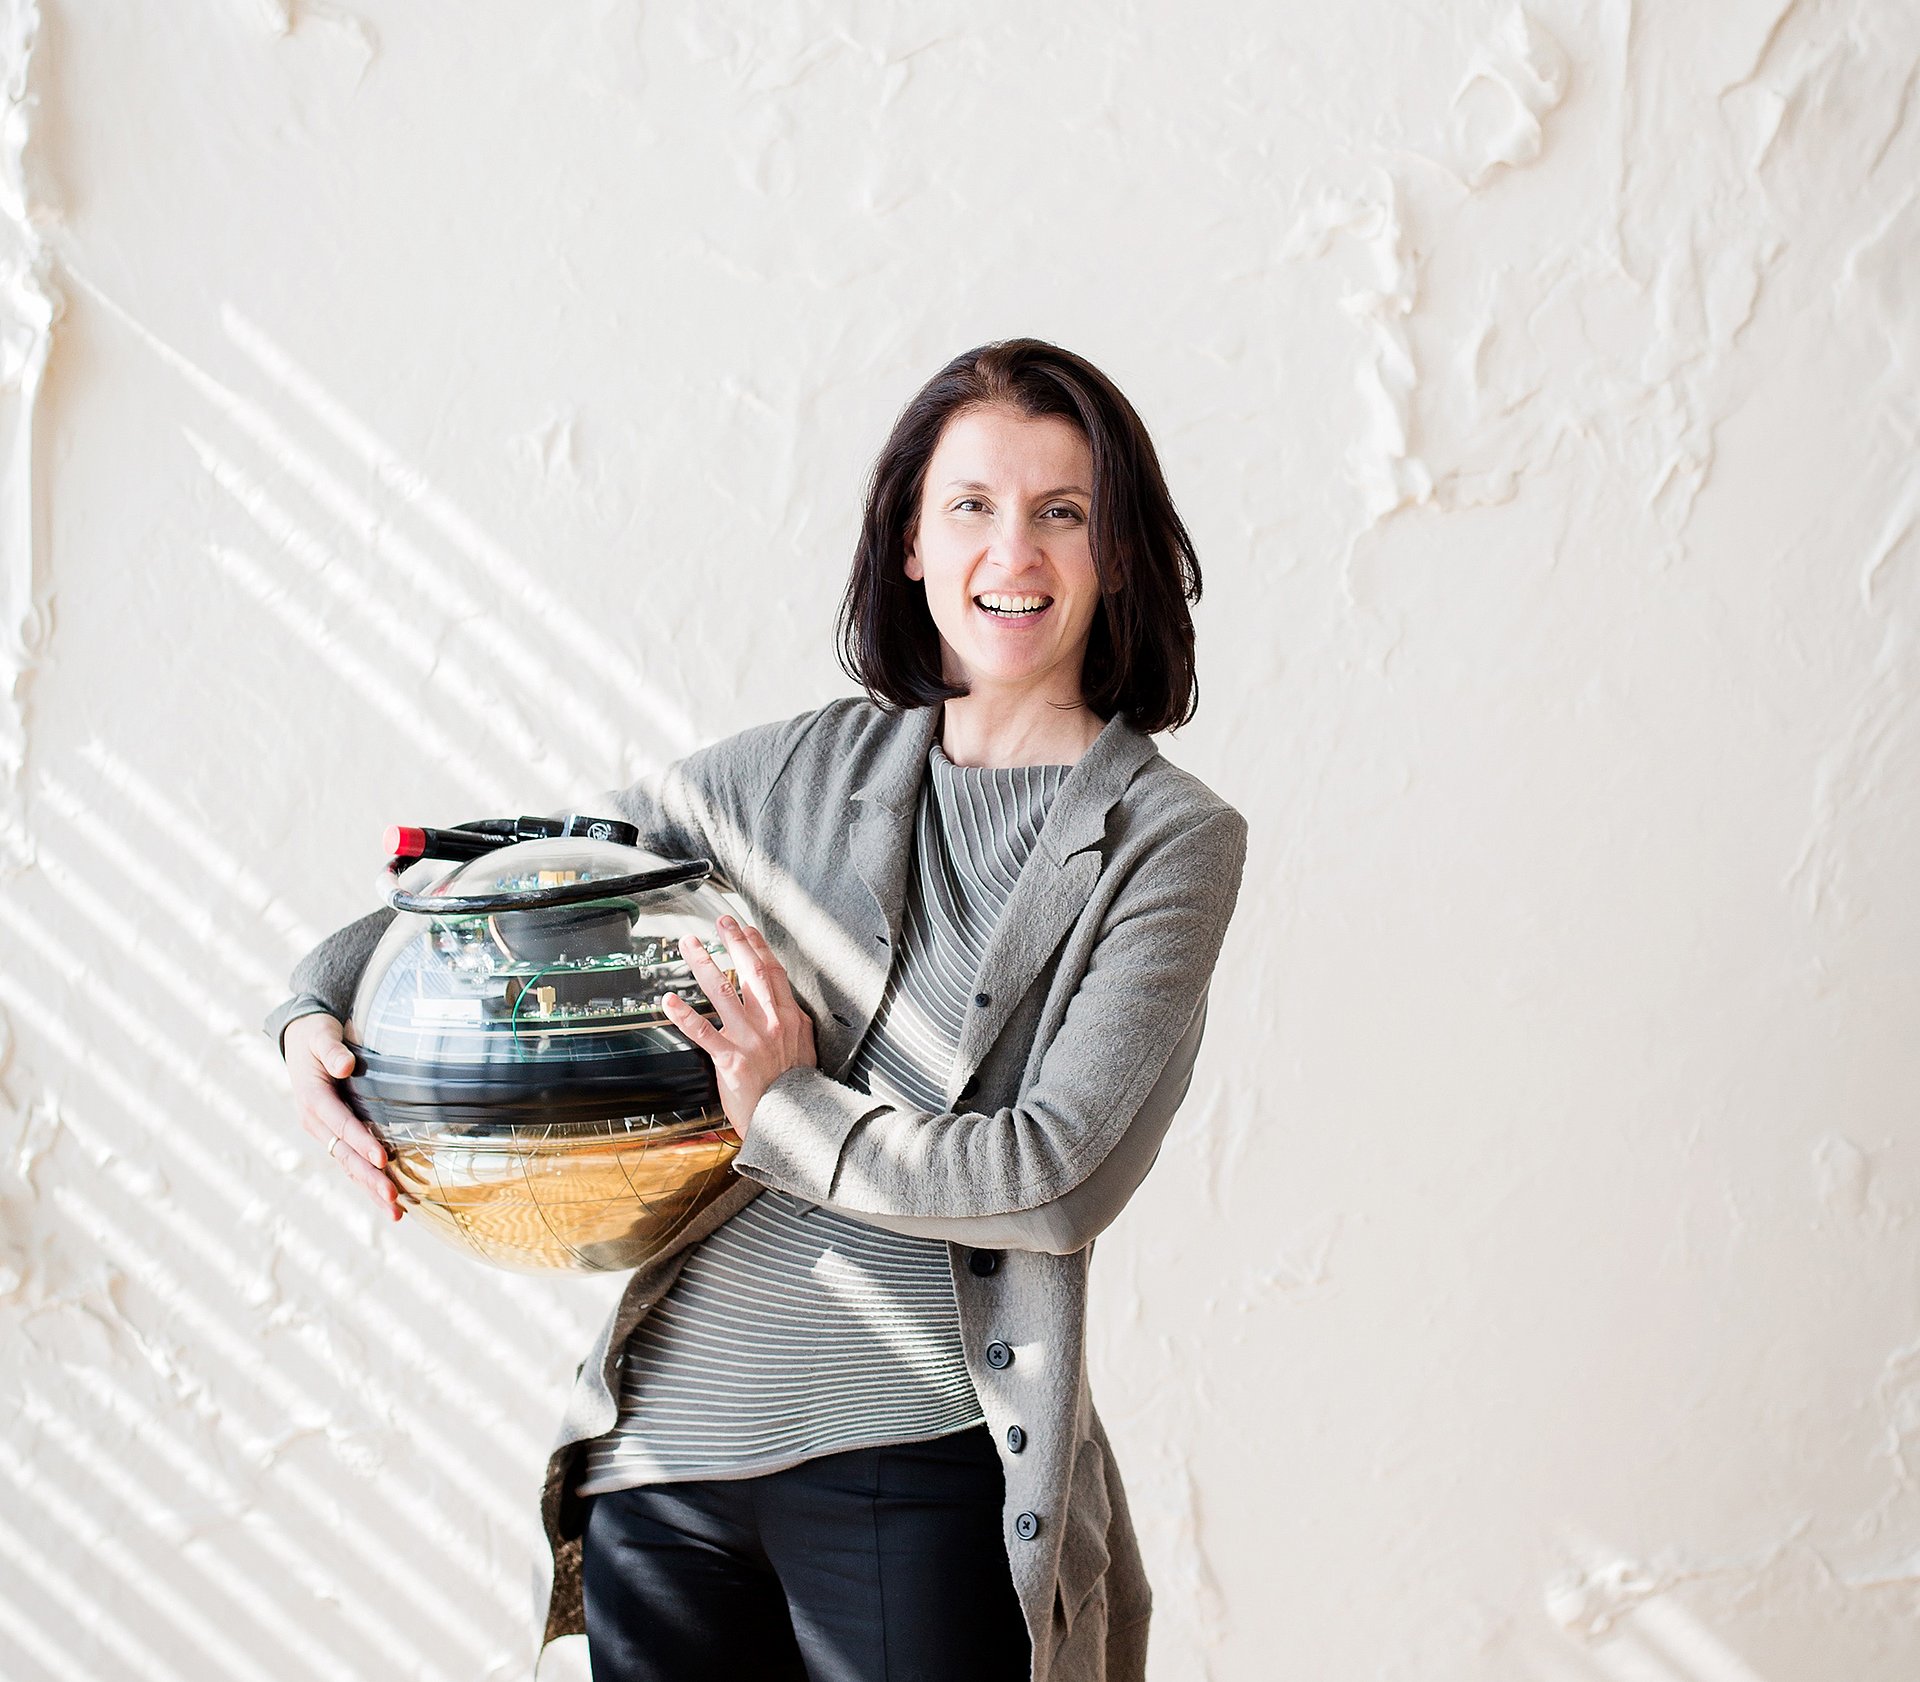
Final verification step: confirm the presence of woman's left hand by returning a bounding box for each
[662,914,817,1139]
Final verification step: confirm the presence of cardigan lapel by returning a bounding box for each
[837,702,1159,1108]
[829,702,943,1075]
[942,709,1157,1105]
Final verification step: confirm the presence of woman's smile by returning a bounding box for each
[973,591,1054,622]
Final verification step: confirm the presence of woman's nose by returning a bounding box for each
[988,522,1046,569]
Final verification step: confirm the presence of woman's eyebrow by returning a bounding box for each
[944,479,1092,497]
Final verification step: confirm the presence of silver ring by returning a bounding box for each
[327,1136,342,1161]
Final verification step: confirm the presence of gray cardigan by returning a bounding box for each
[267,695,1249,1682]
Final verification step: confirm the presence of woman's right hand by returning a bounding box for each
[284,1013,403,1222]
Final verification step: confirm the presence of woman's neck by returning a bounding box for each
[937,695,1106,770]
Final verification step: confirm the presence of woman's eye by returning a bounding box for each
[953,498,987,513]
[1043,505,1085,521]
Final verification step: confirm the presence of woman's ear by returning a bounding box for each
[903,531,923,582]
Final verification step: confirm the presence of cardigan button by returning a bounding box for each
[1006,1425,1026,1454]
[968,1248,1000,1277]
[985,1340,1013,1370]
[974,991,991,1008]
[1015,1511,1040,1540]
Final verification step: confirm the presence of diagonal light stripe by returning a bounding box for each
[188,428,577,799]
[48,1180,530,1595]
[62,266,646,777]
[0,1432,293,1682]
[76,736,321,956]
[19,1398,377,1682]
[36,768,289,999]
[0,1508,200,1682]
[204,537,510,807]
[62,1364,488,1676]
[221,300,697,764]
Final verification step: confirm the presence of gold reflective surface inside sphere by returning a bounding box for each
[382,1111,742,1274]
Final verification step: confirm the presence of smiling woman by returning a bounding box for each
[268,337,1248,1682]
[837,339,1205,764]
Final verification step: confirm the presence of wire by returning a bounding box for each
[509,968,559,1051]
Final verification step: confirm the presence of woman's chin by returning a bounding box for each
[936,616,1088,697]
[946,654,1074,694]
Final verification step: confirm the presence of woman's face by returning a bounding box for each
[905,404,1102,705]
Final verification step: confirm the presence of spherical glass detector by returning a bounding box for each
[340,836,750,1273]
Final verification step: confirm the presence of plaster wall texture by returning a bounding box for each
[1,2,1916,1679]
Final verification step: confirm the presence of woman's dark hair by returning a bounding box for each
[836,338,1203,735]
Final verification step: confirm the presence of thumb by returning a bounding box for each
[324,1044,356,1079]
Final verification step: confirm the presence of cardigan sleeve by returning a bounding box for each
[731,804,1249,1225]
[263,908,400,1054]
[800,989,1210,1255]
[259,707,825,1056]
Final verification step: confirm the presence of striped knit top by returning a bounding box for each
[575,739,1071,1492]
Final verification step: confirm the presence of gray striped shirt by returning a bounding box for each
[575,741,1069,1491]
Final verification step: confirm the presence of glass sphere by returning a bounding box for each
[342,836,746,1273]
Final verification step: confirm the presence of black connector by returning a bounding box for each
[385,814,641,868]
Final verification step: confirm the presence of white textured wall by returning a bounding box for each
[2,2,1917,1678]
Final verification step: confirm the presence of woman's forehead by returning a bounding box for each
[927,406,1092,487]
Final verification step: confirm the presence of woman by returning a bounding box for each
[270,338,1250,1682]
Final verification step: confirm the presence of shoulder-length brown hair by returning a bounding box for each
[836,338,1203,736]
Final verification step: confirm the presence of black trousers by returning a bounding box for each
[580,1423,1031,1682]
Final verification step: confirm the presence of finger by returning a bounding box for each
[293,1017,358,1082]
[715,915,779,1027]
[292,1051,360,1091]
[291,1082,385,1175]
[306,1113,398,1209]
[336,1141,401,1216]
[301,1108,399,1216]
[314,1121,391,1187]
[678,933,742,1029]
[736,923,801,1015]
[661,989,724,1051]
[741,924,812,1060]
[291,1073,387,1169]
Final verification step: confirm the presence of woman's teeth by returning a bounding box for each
[975,594,1052,617]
